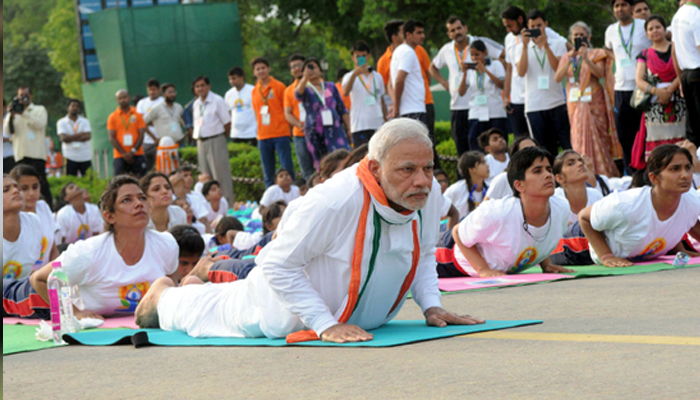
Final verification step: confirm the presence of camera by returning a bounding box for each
[574,37,589,52]
[525,28,542,38]
[11,96,28,113]
[308,64,315,70]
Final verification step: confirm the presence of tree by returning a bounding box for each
[40,0,82,100]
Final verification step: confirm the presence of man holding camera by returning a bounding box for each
[3,86,52,205]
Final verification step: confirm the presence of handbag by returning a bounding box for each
[630,54,659,112]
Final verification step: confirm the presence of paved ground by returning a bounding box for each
[3,267,699,399]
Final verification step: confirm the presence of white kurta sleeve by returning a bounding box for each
[410,237,442,313]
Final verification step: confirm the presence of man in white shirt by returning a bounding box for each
[192,75,235,206]
[136,118,484,342]
[57,99,92,176]
[517,10,572,157]
[136,79,165,172]
[342,41,387,147]
[390,20,427,124]
[144,83,185,145]
[3,100,15,173]
[672,0,700,147]
[430,16,504,156]
[605,0,652,173]
[225,67,258,147]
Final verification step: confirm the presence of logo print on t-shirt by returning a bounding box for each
[115,282,151,313]
[39,236,48,260]
[631,238,667,261]
[3,261,23,280]
[512,247,538,272]
[234,98,244,112]
[77,224,90,240]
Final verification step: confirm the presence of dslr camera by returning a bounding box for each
[11,96,29,113]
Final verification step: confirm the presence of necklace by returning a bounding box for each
[520,199,551,243]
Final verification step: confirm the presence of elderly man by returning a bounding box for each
[136,118,484,343]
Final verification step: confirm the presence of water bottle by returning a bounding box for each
[47,261,76,345]
[673,252,690,268]
[208,243,232,254]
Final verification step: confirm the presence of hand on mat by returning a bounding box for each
[476,269,506,278]
[542,264,574,274]
[74,309,104,321]
[320,323,373,343]
[424,307,485,327]
[602,256,633,268]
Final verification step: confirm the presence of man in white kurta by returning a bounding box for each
[136,118,483,343]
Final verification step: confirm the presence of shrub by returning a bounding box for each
[48,171,108,209]
[435,121,451,144]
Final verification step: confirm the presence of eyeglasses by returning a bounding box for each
[290,63,303,70]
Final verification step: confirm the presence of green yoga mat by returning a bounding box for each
[3,324,56,355]
[64,319,542,348]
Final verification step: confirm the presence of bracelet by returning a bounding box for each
[600,254,615,261]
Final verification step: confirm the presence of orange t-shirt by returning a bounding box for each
[284,81,305,138]
[377,46,393,91]
[335,81,351,111]
[252,76,291,141]
[107,107,146,159]
[415,45,435,105]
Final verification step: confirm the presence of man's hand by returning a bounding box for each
[353,64,370,76]
[74,309,105,321]
[424,307,485,328]
[320,323,373,343]
[521,28,531,46]
[542,264,574,273]
[123,151,135,164]
[476,269,506,278]
[602,256,633,268]
[387,104,398,119]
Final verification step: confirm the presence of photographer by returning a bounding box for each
[3,99,14,172]
[2,87,52,206]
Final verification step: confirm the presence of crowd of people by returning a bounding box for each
[3,0,700,343]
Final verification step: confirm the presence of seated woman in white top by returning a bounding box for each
[484,136,538,201]
[56,183,103,244]
[444,151,490,219]
[450,147,574,278]
[553,150,604,226]
[3,175,179,320]
[2,175,43,281]
[579,145,700,267]
[202,180,229,228]
[141,172,187,232]
[9,165,58,266]
[259,169,300,213]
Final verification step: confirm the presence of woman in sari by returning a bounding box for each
[555,21,620,177]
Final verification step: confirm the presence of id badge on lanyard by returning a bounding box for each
[321,109,333,126]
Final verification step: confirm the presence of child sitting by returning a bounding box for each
[478,128,510,186]
[259,169,299,214]
[444,151,490,219]
[168,225,205,282]
[56,183,103,244]
[202,180,230,228]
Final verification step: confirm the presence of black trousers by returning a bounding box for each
[681,69,700,146]
[508,103,530,138]
[17,157,52,209]
[66,159,92,176]
[3,156,16,174]
[614,90,643,175]
[450,109,470,156]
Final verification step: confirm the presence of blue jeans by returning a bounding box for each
[293,136,315,180]
[258,136,295,187]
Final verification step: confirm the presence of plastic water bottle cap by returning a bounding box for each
[51,261,62,269]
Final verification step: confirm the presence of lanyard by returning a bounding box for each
[572,56,582,83]
[454,42,468,66]
[120,111,132,131]
[618,20,635,59]
[70,117,80,133]
[358,73,377,98]
[258,83,272,105]
[476,71,485,92]
[533,45,547,70]
[308,81,327,109]
[469,184,487,205]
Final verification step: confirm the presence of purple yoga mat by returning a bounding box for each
[3,315,138,329]
[438,273,573,292]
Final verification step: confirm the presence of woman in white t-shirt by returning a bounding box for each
[579,145,700,267]
[449,147,574,278]
[141,172,187,232]
[2,175,43,281]
[553,151,604,225]
[10,175,180,320]
[259,168,300,212]
[202,180,229,229]
[9,165,59,266]
[444,151,490,219]
[459,40,508,151]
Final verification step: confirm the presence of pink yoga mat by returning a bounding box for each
[2,315,138,329]
[634,255,700,266]
[438,273,573,292]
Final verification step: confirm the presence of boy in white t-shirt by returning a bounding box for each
[2,176,43,281]
[478,128,510,186]
[259,169,299,211]
[56,183,103,244]
[447,147,573,277]
[202,180,230,229]
[484,136,538,201]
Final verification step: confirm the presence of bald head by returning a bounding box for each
[116,90,131,109]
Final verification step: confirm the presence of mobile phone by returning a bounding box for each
[574,37,589,51]
[525,28,541,38]
[308,64,315,70]
[358,56,367,66]
[464,62,477,70]
[505,104,514,114]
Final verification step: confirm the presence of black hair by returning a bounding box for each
[262,200,287,234]
[403,19,424,36]
[161,83,176,93]
[552,150,580,176]
[612,0,633,7]
[228,67,245,78]
[146,78,160,89]
[527,9,547,23]
[507,147,554,198]
[169,225,205,257]
[433,168,448,180]
[629,169,649,188]
[336,68,350,82]
[275,168,291,183]
[384,20,404,44]
[201,180,220,198]
[470,39,487,54]
[9,164,41,184]
[307,172,319,188]
[66,98,82,110]
[343,144,369,169]
[99,175,143,233]
[60,182,78,202]
[501,6,526,23]
[352,41,371,54]
[250,57,270,68]
[293,177,307,188]
[288,53,306,64]
[303,58,322,73]
[178,164,195,174]
[646,144,693,185]
[319,148,350,180]
[633,0,650,6]
[139,172,172,193]
[509,136,538,158]
[192,75,210,86]
[477,128,506,151]
[446,16,465,26]
[645,15,666,30]
[214,216,244,241]
[458,151,488,211]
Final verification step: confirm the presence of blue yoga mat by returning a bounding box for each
[64,319,541,348]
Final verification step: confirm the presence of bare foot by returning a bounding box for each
[135,277,175,328]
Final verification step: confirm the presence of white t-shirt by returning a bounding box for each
[342,71,386,133]
[485,153,509,186]
[193,182,204,197]
[3,212,43,280]
[433,37,504,110]
[443,180,486,219]
[3,113,13,159]
[146,205,188,231]
[454,195,570,276]
[485,172,513,200]
[605,19,653,91]
[671,5,700,70]
[35,200,58,267]
[260,185,301,208]
[233,231,264,251]
[441,195,452,219]
[56,230,178,316]
[136,96,165,145]
[204,197,230,225]
[467,60,506,121]
[225,83,258,140]
[390,44,426,115]
[590,187,700,263]
[522,39,568,113]
[56,115,92,162]
[56,204,104,244]
[185,191,209,221]
[554,186,604,226]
